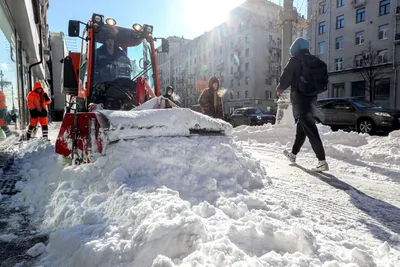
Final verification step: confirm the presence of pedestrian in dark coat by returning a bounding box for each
[276,37,329,172]
[198,76,224,119]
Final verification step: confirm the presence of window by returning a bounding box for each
[355,31,364,45]
[335,58,343,71]
[356,8,365,23]
[245,34,249,43]
[337,0,344,7]
[331,83,345,97]
[230,92,234,99]
[335,36,343,49]
[318,41,326,54]
[245,62,249,71]
[231,66,233,74]
[238,37,242,44]
[245,91,249,98]
[375,78,390,107]
[351,81,366,97]
[265,78,271,85]
[377,49,389,64]
[379,24,389,40]
[237,92,240,98]
[230,79,234,88]
[336,15,344,29]
[246,48,249,57]
[266,91,272,99]
[355,54,364,67]
[332,100,354,111]
[245,76,249,85]
[319,21,326,34]
[319,4,326,14]
[379,0,390,16]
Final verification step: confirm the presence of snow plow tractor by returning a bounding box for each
[55,14,231,164]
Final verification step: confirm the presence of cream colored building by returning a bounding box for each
[307,0,400,108]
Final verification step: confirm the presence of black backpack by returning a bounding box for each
[296,55,329,97]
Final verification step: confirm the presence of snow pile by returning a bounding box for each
[233,124,400,165]
[96,108,232,142]
[12,133,272,266]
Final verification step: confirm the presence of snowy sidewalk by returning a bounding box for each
[0,122,399,266]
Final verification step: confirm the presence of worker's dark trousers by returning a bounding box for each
[291,116,326,161]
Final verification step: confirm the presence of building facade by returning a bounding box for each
[0,0,50,129]
[158,0,306,115]
[157,1,277,114]
[307,0,400,108]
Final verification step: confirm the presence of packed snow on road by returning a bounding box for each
[2,115,400,267]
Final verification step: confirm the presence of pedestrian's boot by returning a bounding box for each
[283,150,296,163]
[311,160,329,172]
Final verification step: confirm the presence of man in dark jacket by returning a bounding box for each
[198,77,224,119]
[276,38,329,172]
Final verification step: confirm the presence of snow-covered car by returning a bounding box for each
[315,97,400,134]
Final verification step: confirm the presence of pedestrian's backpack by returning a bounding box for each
[297,55,329,96]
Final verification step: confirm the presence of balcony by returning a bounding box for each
[395,33,400,43]
[267,40,278,48]
[233,71,243,79]
[233,43,242,51]
[351,0,366,8]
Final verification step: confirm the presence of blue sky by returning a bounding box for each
[47,0,307,40]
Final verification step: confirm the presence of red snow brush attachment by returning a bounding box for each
[55,112,104,165]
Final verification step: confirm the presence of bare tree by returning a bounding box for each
[0,80,11,91]
[354,43,391,103]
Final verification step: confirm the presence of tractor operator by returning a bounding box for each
[96,33,129,63]
[94,33,131,84]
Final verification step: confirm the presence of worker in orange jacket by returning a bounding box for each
[26,81,52,140]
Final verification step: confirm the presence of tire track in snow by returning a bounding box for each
[242,145,400,240]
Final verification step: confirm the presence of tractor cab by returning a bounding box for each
[90,25,154,110]
[67,14,169,111]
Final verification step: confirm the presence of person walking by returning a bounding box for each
[276,37,329,172]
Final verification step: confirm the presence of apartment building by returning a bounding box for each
[1,0,50,128]
[158,36,191,95]
[158,0,308,114]
[307,0,400,108]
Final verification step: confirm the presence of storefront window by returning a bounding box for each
[0,2,18,120]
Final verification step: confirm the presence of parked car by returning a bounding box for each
[314,97,400,134]
[229,107,276,127]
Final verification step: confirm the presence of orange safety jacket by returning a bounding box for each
[0,91,6,109]
[27,89,52,110]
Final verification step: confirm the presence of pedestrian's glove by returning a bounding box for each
[40,109,48,117]
[44,93,51,102]
[29,108,39,118]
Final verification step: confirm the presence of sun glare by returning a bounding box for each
[183,0,246,35]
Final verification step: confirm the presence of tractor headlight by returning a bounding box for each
[106,18,117,26]
[257,116,262,120]
[132,23,143,31]
[375,112,391,117]
[94,15,102,23]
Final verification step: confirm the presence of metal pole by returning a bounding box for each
[276,0,295,126]
[0,70,3,91]
[282,0,293,73]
